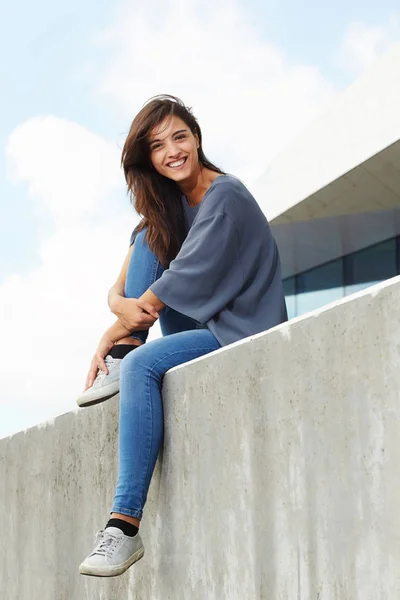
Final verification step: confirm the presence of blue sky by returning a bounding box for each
[1,0,399,438]
[1,0,114,278]
[1,0,398,278]
[251,0,399,69]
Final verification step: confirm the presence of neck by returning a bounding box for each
[179,165,221,206]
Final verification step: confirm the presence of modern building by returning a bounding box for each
[4,43,400,598]
[252,42,400,320]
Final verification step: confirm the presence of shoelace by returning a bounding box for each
[93,356,117,385]
[105,355,115,368]
[93,530,120,557]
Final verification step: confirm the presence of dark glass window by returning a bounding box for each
[282,236,399,319]
[345,238,397,295]
[296,258,344,316]
[283,277,296,320]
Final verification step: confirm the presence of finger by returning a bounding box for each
[86,365,96,387]
[84,376,93,392]
[97,355,108,375]
[139,313,157,326]
[138,301,159,319]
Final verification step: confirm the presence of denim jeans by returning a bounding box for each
[111,228,221,520]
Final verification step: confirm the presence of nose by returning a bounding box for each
[165,139,181,158]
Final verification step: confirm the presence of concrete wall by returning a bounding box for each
[2,276,400,600]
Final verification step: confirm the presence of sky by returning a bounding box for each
[1,0,400,439]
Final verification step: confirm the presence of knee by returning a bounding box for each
[120,343,148,375]
[133,227,148,247]
[121,347,138,372]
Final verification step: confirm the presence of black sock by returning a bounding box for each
[106,518,138,537]
[108,344,140,360]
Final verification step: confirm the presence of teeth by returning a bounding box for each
[169,158,186,168]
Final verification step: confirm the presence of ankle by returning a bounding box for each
[110,512,140,528]
[115,337,143,347]
[106,518,139,537]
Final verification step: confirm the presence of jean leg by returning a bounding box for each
[124,229,163,344]
[159,306,200,336]
[111,328,221,519]
[125,228,201,341]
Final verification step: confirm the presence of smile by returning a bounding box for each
[167,157,187,169]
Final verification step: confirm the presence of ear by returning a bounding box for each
[194,133,200,149]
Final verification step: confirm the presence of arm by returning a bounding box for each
[83,304,160,391]
[108,244,134,313]
[148,211,243,324]
[108,243,165,319]
[138,289,165,312]
[83,322,128,391]
[99,286,164,347]
[84,241,164,391]
[102,319,132,345]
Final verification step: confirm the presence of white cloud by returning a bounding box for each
[1,116,162,439]
[95,0,337,183]
[1,0,343,438]
[338,17,400,76]
[6,116,123,225]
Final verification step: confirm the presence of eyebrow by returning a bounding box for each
[149,129,188,146]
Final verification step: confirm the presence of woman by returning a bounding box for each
[78,95,288,577]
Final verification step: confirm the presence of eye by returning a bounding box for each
[150,143,162,150]
[175,134,186,140]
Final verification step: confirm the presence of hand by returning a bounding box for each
[84,336,115,392]
[112,297,160,332]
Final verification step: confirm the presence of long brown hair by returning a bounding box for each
[121,94,224,268]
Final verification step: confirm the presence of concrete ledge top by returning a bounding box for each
[2,274,400,598]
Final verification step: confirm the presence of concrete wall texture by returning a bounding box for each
[1,276,400,600]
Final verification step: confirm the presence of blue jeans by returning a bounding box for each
[111,228,221,520]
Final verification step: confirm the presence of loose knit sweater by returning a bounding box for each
[131,175,287,347]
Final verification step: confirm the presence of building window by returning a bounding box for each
[296,258,344,316]
[283,276,296,320]
[283,236,399,319]
[344,238,397,296]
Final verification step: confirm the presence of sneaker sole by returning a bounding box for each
[76,381,120,408]
[79,546,145,577]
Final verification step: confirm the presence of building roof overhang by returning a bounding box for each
[250,43,400,278]
[272,140,400,278]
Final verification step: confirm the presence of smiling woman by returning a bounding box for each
[148,119,201,183]
[122,95,225,267]
[77,94,288,578]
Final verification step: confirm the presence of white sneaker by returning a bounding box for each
[79,527,145,577]
[76,355,121,408]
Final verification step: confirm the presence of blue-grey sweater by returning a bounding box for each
[132,175,287,347]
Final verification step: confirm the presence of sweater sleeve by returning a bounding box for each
[150,211,244,324]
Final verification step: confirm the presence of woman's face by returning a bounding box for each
[148,115,200,183]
